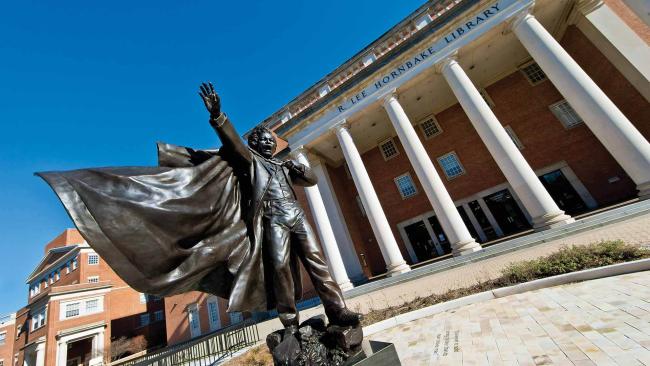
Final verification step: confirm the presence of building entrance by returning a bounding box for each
[66,337,92,366]
[403,220,438,262]
[539,170,588,215]
[426,216,451,254]
[483,189,531,236]
[467,200,499,241]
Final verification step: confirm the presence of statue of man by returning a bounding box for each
[37,82,360,338]
[198,82,361,333]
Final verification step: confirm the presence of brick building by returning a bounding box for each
[165,0,649,344]
[0,313,16,366]
[11,229,166,366]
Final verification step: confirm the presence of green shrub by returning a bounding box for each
[497,240,649,285]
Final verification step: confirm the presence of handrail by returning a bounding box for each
[112,319,259,366]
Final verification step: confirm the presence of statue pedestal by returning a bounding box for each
[344,341,401,365]
[267,315,401,366]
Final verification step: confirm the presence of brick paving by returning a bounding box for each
[368,271,650,365]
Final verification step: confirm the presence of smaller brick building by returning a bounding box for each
[0,313,16,366]
[12,229,167,366]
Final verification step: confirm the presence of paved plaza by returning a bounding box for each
[369,271,650,365]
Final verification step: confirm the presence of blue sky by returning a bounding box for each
[0,0,424,314]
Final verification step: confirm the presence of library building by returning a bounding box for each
[253,0,650,287]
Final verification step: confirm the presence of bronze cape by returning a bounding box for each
[37,138,302,313]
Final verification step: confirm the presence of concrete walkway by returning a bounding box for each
[368,271,650,365]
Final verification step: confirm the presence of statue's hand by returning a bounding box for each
[198,82,221,117]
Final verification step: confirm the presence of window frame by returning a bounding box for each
[549,99,583,129]
[418,115,442,139]
[519,61,547,86]
[378,138,400,161]
[503,125,524,150]
[139,313,150,327]
[31,306,47,331]
[87,276,99,284]
[0,331,6,345]
[393,173,418,199]
[60,297,103,320]
[87,253,99,265]
[437,151,466,180]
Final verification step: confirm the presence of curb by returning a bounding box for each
[363,258,650,337]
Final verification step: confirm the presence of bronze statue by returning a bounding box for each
[38,82,360,336]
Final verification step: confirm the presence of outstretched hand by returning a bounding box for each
[199,82,221,117]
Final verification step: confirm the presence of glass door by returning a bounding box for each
[404,220,439,262]
[427,216,451,254]
[483,189,531,236]
[539,170,587,215]
[467,200,499,241]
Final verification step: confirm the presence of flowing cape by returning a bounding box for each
[36,143,270,312]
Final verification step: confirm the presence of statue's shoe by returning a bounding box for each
[327,308,363,327]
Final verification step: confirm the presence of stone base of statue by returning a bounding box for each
[266,315,401,366]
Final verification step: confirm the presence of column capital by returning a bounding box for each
[508,4,535,31]
[330,119,349,134]
[375,88,398,105]
[434,52,459,74]
[576,0,604,15]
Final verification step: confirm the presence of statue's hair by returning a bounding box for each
[247,125,274,146]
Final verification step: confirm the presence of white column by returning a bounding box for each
[382,93,483,253]
[575,1,650,101]
[310,159,365,282]
[292,147,354,291]
[56,341,68,366]
[439,58,574,230]
[34,342,45,366]
[512,11,650,197]
[332,121,411,275]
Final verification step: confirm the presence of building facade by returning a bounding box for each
[165,0,649,344]
[12,229,166,366]
[258,0,650,283]
[0,314,17,366]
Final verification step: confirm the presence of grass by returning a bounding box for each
[225,240,649,365]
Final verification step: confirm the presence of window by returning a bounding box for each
[60,297,102,319]
[504,125,524,150]
[31,307,46,331]
[139,314,150,327]
[437,152,465,179]
[49,275,54,284]
[86,299,99,313]
[88,254,99,265]
[378,138,399,160]
[43,279,47,289]
[154,310,164,322]
[0,359,4,366]
[188,304,201,338]
[355,196,366,217]
[419,115,442,139]
[229,312,243,325]
[55,271,60,281]
[0,331,6,345]
[478,88,496,108]
[549,100,583,129]
[207,299,220,331]
[65,302,80,318]
[72,257,78,270]
[520,62,547,85]
[394,173,418,199]
[66,262,71,274]
[88,276,99,283]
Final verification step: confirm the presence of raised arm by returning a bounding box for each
[199,82,252,165]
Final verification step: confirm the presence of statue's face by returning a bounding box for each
[256,131,277,158]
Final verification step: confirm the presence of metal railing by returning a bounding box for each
[113,320,259,366]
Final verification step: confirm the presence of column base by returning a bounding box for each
[385,262,411,277]
[637,182,650,199]
[452,239,483,256]
[338,281,354,292]
[532,211,575,231]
